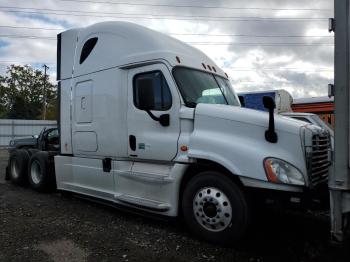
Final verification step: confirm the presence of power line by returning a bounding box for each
[0,34,334,46]
[0,25,334,38]
[57,0,332,12]
[0,35,55,40]
[229,67,333,71]
[0,61,55,64]
[0,61,333,72]
[0,6,330,21]
[0,25,63,31]
[190,42,333,46]
[171,33,333,38]
[1,8,329,22]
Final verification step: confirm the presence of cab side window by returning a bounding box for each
[133,71,172,111]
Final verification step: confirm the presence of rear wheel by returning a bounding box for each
[182,171,250,245]
[8,149,30,185]
[28,151,56,192]
[27,148,39,156]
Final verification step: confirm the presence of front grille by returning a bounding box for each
[308,133,331,186]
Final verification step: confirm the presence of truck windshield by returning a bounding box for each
[173,67,240,108]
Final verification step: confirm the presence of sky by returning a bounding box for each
[0,0,334,98]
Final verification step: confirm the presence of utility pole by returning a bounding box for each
[42,64,49,120]
[330,0,350,242]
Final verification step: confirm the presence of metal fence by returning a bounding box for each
[0,119,57,147]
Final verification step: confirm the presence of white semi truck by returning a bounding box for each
[7,22,331,244]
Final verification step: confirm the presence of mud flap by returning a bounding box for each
[5,165,9,181]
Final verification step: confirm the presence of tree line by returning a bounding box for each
[0,64,57,120]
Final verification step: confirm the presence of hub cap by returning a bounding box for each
[193,187,232,232]
[30,160,42,185]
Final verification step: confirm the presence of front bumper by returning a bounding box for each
[246,182,329,211]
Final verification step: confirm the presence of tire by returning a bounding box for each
[182,171,250,245]
[28,151,56,192]
[27,148,39,156]
[8,149,30,185]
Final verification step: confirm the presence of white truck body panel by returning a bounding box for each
[126,63,181,161]
[55,155,187,216]
[58,21,226,81]
[189,104,308,183]
[71,68,127,158]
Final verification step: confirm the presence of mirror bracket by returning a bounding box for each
[263,96,278,143]
[145,110,170,127]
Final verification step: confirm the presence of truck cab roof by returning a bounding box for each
[58,21,226,80]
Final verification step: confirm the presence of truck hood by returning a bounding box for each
[10,137,37,147]
[194,104,306,135]
[187,103,314,183]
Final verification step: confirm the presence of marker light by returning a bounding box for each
[180,145,188,152]
[264,158,305,186]
[176,56,181,63]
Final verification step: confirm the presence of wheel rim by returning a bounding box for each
[10,159,19,179]
[193,187,232,232]
[30,160,42,185]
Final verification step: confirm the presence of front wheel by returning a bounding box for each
[182,171,250,245]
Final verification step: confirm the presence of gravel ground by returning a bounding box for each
[0,149,349,262]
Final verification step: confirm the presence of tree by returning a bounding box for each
[0,64,57,120]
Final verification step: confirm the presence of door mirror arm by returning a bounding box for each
[263,96,278,143]
[145,110,170,127]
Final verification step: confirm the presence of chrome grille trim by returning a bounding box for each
[307,132,331,187]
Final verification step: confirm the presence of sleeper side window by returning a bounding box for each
[133,71,172,111]
[80,37,98,64]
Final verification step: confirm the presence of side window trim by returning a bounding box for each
[132,70,172,111]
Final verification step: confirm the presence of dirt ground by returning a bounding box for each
[0,149,349,262]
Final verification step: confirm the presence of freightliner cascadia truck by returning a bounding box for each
[6,22,331,244]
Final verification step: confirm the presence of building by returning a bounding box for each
[292,96,334,127]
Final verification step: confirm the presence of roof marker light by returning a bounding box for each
[212,66,216,72]
[202,63,206,69]
[225,72,228,78]
[207,65,212,71]
[176,56,181,63]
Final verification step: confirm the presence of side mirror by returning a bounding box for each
[137,78,155,110]
[263,96,275,110]
[263,96,278,143]
[135,78,170,127]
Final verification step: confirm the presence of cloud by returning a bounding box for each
[0,0,334,98]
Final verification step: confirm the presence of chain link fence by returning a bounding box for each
[0,119,57,147]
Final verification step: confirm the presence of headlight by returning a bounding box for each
[264,158,305,186]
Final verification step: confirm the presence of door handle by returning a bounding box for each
[129,135,136,151]
[102,158,112,173]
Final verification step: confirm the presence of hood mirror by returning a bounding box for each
[263,96,278,143]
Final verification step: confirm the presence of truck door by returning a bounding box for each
[127,64,180,161]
